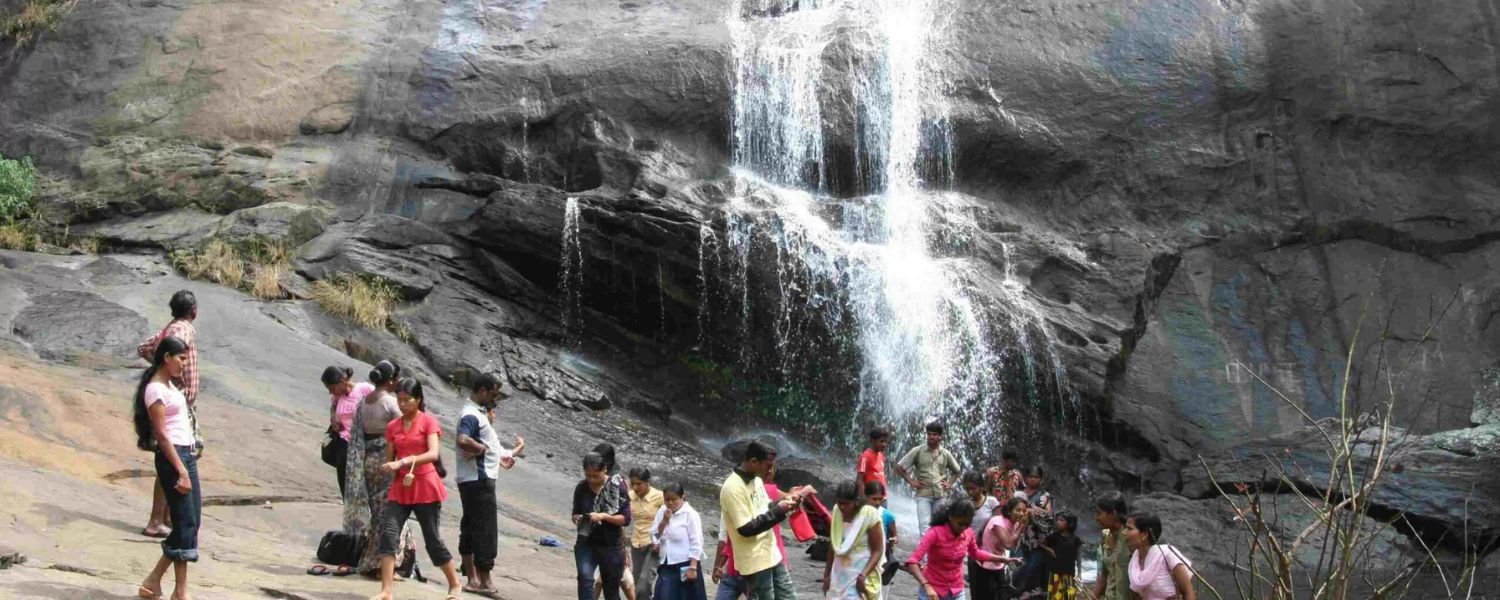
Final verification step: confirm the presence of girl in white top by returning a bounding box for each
[650,482,707,600]
[132,336,200,600]
[1125,512,1196,600]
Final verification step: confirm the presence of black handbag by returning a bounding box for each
[320,428,345,468]
[316,531,365,566]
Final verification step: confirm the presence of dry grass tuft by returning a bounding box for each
[177,239,245,287]
[69,235,101,255]
[249,263,285,300]
[0,222,38,251]
[311,273,401,329]
[2,0,79,47]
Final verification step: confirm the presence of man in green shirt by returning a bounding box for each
[893,422,961,536]
[1093,491,1135,600]
[720,441,802,599]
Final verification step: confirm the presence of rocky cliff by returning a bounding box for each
[4,0,1499,559]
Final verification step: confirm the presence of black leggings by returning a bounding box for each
[378,502,452,566]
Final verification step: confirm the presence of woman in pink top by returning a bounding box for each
[322,366,375,498]
[371,378,462,600]
[973,497,1028,599]
[132,337,200,600]
[903,498,1005,600]
[1124,512,1196,600]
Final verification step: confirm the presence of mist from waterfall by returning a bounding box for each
[704,0,1083,462]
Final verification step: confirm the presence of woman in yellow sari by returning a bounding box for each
[823,481,884,600]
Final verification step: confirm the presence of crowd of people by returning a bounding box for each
[125,290,1196,600]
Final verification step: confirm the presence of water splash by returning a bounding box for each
[709,0,1077,461]
[559,197,584,347]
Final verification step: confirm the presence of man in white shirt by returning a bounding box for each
[456,374,525,596]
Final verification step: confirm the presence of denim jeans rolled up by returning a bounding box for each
[155,445,201,562]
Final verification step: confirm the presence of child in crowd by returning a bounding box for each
[856,428,890,494]
[1041,512,1081,600]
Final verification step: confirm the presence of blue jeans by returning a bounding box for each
[915,496,939,537]
[576,540,625,600]
[155,445,201,562]
[917,589,966,600]
[714,574,746,600]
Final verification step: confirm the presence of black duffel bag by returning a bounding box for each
[320,427,346,468]
[316,530,365,566]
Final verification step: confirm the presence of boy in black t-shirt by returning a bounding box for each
[1041,512,1082,599]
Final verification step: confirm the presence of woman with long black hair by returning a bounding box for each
[134,336,199,600]
[370,377,462,600]
[342,360,406,577]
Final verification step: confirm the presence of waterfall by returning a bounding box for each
[711,0,1076,460]
[559,197,584,347]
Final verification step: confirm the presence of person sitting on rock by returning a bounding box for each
[135,290,200,539]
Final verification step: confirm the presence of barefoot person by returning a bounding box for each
[904,499,1011,600]
[134,336,200,600]
[456,373,524,597]
[371,378,463,600]
[136,290,200,539]
[342,360,405,576]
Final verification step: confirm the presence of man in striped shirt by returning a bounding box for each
[136,290,200,538]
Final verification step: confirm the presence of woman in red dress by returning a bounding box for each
[371,378,463,600]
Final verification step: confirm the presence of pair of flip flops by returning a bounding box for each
[306,564,355,576]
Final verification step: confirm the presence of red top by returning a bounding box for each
[385,412,446,505]
[906,523,1000,596]
[856,449,887,487]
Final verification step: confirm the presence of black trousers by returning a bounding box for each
[458,480,498,571]
[378,502,453,566]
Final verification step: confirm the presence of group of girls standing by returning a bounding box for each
[575,444,707,600]
[325,360,466,600]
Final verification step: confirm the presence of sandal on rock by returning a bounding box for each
[140,527,170,539]
[137,585,163,599]
[306,565,331,576]
[331,565,355,576]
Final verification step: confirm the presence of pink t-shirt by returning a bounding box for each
[1129,544,1192,600]
[906,524,999,597]
[144,381,194,447]
[333,382,375,441]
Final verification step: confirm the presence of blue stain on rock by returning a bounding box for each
[1158,294,1238,443]
[417,0,495,114]
[1211,272,1278,435]
[1090,0,1251,123]
[1288,319,1338,419]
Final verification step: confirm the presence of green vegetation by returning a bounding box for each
[681,352,851,440]
[0,154,36,224]
[1,0,78,47]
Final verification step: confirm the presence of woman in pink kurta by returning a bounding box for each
[904,498,1004,600]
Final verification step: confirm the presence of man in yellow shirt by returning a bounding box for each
[627,467,664,599]
[720,441,801,599]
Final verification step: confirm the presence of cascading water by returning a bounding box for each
[559,197,584,347]
[708,0,1076,462]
